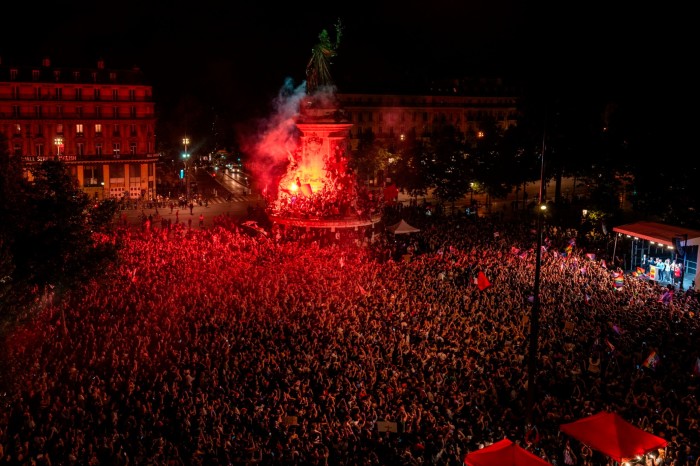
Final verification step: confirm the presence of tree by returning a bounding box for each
[427,124,470,210]
[0,135,25,303]
[349,130,388,186]
[393,134,431,200]
[3,160,119,309]
[470,118,519,206]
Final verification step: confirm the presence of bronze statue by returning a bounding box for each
[306,20,343,95]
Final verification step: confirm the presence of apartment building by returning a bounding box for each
[0,57,157,200]
[337,77,519,149]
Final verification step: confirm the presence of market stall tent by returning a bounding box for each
[560,412,667,463]
[386,219,420,234]
[464,438,553,466]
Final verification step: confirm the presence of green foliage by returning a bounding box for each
[393,135,431,199]
[0,135,26,303]
[427,125,470,204]
[0,151,120,318]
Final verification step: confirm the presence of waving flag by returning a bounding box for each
[477,271,492,291]
[636,266,645,275]
[693,357,700,377]
[585,253,596,261]
[600,259,607,269]
[643,351,660,371]
[605,339,616,352]
[614,275,624,289]
[659,289,674,304]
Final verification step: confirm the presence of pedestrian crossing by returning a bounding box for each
[200,193,260,205]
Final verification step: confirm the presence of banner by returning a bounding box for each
[649,265,657,280]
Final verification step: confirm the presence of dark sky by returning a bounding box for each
[1,1,692,143]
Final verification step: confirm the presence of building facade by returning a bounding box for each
[0,57,157,200]
[337,77,519,149]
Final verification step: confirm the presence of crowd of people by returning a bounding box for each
[0,207,698,465]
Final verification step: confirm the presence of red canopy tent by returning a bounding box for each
[464,438,552,466]
[560,412,667,463]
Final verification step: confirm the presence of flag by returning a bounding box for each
[693,357,700,377]
[601,259,607,269]
[612,324,621,335]
[642,351,660,371]
[659,289,674,304]
[518,251,528,260]
[584,294,592,306]
[358,283,368,296]
[477,271,492,291]
[510,246,520,255]
[527,295,535,303]
[636,266,645,275]
[614,275,624,289]
[605,339,616,352]
[586,253,596,261]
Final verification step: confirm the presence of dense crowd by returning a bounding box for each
[0,209,698,465]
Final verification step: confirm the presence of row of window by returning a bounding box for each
[17,141,142,157]
[12,123,143,138]
[7,86,143,101]
[349,110,513,123]
[8,105,144,118]
[9,68,120,83]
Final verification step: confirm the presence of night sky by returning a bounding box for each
[0,1,691,151]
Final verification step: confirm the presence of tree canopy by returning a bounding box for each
[0,140,120,320]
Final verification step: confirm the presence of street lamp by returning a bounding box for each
[526,120,547,431]
[54,136,63,159]
[182,137,190,201]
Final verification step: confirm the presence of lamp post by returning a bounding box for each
[526,120,547,430]
[54,136,63,159]
[182,137,190,201]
